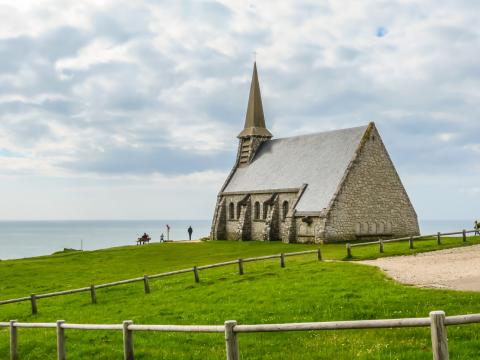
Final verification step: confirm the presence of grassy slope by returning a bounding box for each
[0,238,479,359]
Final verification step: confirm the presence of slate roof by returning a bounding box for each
[223,125,369,212]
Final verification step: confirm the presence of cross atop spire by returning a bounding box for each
[238,62,272,139]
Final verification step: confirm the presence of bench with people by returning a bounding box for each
[136,232,151,245]
[135,226,195,245]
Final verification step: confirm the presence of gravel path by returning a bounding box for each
[359,245,480,291]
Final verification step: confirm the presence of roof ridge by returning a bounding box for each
[269,124,370,142]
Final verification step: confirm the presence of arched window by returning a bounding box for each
[386,222,392,234]
[282,201,289,219]
[237,203,242,219]
[254,202,260,220]
[263,204,269,219]
[378,222,385,234]
[355,222,361,234]
[362,222,369,234]
[229,202,235,220]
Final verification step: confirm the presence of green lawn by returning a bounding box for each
[0,238,479,359]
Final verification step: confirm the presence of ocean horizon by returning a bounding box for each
[0,219,476,260]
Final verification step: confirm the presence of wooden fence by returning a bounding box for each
[1,311,479,359]
[0,249,322,314]
[346,229,478,258]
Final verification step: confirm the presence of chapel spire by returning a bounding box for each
[238,62,272,139]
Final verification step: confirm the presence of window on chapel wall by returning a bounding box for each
[282,201,289,219]
[378,222,385,234]
[254,202,260,220]
[237,203,242,219]
[229,202,235,220]
[263,204,268,219]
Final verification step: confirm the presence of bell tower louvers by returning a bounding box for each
[237,62,272,166]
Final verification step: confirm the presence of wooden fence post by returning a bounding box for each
[437,232,441,245]
[143,275,150,294]
[430,311,449,360]
[462,229,466,242]
[280,253,285,268]
[30,294,37,315]
[224,320,239,360]
[409,236,414,250]
[123,320,134,360]
[346,243,351,258]
[9,320,17,360]
[193,266,200,283]
[56,320,66,360]
[317,248,322,261]
[379,239,384,253]
[238,259,244,275]
[90,285,97,304]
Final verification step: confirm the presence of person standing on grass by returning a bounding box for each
[475,220,480,236]
[188,226,193,241]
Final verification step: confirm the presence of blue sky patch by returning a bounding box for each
[376,26,388,37]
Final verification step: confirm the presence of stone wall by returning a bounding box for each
[221,192,297,241]
[211,197,226,240]
[295,216,325,244]
[250,193,275,240]
[324,126,419,242]
[224,194,248,239]
[262,194,279,241]
[235,195,252,240]
[281,215,295,243]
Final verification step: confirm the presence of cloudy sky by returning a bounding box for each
[0,0,478,221]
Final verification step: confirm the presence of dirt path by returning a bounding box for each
[359,245,480,291]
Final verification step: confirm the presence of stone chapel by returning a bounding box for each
[211,63,420,243]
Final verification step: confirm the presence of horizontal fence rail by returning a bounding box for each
[1,311,478,360]
[0,249,321,314]
[346,228,478,258]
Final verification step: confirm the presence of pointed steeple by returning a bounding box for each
[238,62,272,139]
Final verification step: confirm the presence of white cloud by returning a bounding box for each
[55,38,135,73]
[0,0,479,219]
[464,144,480,154]
[437,133,455,142]
[0,0,111,38]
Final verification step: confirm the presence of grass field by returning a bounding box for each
[0,237,479,359]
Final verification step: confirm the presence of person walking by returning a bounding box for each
[187,226,193,241]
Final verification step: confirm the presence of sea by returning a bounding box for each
[0,219,475,260]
